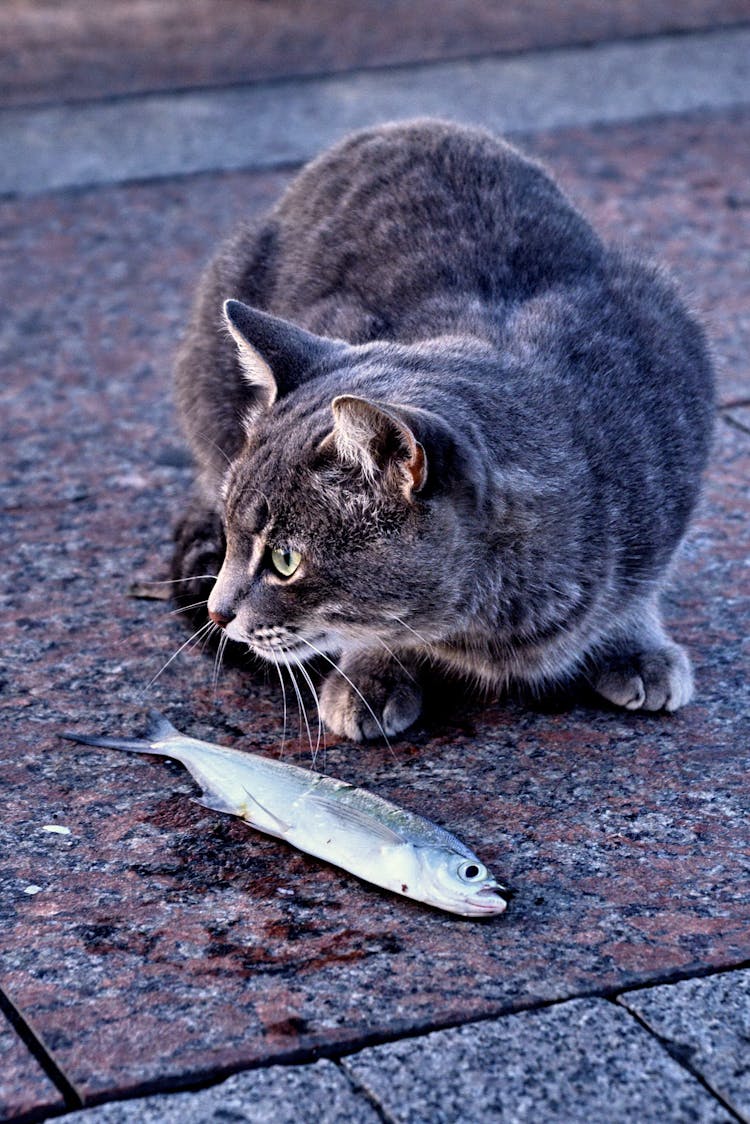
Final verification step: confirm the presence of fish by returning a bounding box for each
[62,711,508,918]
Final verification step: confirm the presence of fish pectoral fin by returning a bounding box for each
[192,792,239,816]
[241,786,293,835]
[306,795,404,845]
[193,788,293,837]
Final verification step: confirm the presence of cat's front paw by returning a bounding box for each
[594,643,694,712]
[319,651,422,741]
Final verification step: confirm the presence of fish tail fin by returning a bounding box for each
[61,731,159,754]
[61,710,181,756]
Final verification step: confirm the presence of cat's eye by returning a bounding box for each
[457,861,486,883]
[269,546,302,578]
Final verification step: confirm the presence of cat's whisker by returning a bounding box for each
[197,429,233,469]
[199,624,217,655]
[268,650,289,758]
[211,631,229,699]
[147,620,214,688]
[169,599,209,617]
[390,614,433,649]
[279,646,314,757]
[373,635,416,682]
[137,574,218,587]
[288,651,325,766]
[296,636,393,752]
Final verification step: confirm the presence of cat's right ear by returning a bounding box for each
[223,300,344,426]
[319,395,429,498]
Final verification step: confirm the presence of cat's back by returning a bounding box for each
[266,120,603,329]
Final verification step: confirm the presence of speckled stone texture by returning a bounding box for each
[57,1060,378,1123]
[620,971,750,1119]
[3,0,750,107]
[1,108,749,1106]
[0,1010,64,1121]
[725,404,750,436]
[343,998,734,1123]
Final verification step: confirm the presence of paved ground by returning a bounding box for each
[1,4,749,1123]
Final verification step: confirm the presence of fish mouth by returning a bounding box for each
[464,883,510,916]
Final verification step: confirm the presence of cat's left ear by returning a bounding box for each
[223,300,344,415]
[324,395,428,497]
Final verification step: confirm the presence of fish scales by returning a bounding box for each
[62,710,507,917]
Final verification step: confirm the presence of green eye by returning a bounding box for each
[270,546,302,578]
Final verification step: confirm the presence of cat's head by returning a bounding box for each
[206,300,480,662]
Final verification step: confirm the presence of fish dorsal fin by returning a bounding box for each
[145,709,181,742]
[306,795,404,846]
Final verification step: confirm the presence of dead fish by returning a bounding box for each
[63,711,508,918]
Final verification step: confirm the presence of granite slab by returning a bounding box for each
[56,1060,378,1124]
[620,970,750,1120]
[0,1007,65,1122]
[1,111,749,1104]
[343,998,734,1123]
[1,388,748,1103]
[3,0,750,109]
[4,30,750,198]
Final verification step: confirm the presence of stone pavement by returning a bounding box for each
[46,988,750,1123]
[4,28,750,196]
[2,5,749,1123]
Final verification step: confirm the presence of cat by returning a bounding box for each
[172,118,714,741]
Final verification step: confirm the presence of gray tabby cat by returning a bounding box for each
[172,119,714,741]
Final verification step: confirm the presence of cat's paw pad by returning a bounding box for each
[319,657,422,742]
[594,644,694,712]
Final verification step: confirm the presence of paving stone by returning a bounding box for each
[620,970,750,1119]
[0,1008,65,1121]
[57,1060,377,1123]
[343,998,733,1123]
[4,28,750,196]
[3,0,750,109]
[1,112,749,1103]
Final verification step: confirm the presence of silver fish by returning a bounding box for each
[63,711,508,918]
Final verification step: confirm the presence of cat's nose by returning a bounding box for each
[208,608,235,628]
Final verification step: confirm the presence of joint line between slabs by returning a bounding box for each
[307,960,750,1071]
[10,19,750,117]
[2,959,748,1116]
[4,24,750,199]
[4,20,746,118]
[0,985,84,1112]
[336,1059,400,1124]
[610,998,746,1124]
[721,413,750,438]
[612,957,750,998]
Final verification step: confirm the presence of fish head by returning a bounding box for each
[415,847,509,917]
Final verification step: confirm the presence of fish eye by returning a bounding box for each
[457,860,487,883]
[269,547,302,578]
